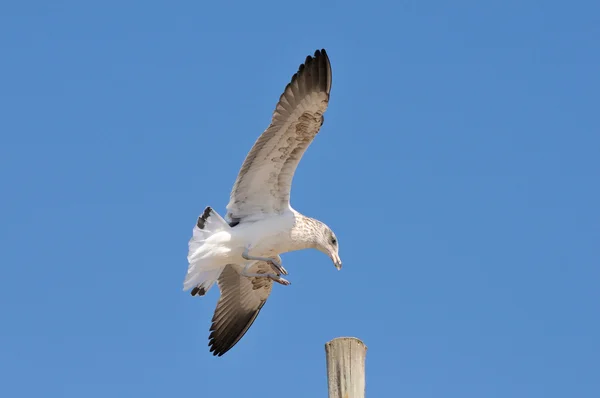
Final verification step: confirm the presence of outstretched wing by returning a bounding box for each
[226,49,332,223]
[208,263,275,356]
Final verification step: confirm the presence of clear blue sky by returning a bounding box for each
[1,1,599,397]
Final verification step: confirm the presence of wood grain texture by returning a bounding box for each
[325,337,367,398]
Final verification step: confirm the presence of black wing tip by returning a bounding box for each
[196,206,213,229]
[312,49,330,70]
[190,286,207,296]
[208,332,236,357]
[299,48,330,72]
[273,48,332,118]
[315,48,327,58]
[207,324,246,357]
[209,343,229,357]
[287,48,332,95]
[206,301,267,357]
[298,48,327,65]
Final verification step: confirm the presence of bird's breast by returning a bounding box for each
[232,213,296,256]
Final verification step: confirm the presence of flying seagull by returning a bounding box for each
[183,49,341,356]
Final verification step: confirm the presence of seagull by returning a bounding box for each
[183,49,341,356]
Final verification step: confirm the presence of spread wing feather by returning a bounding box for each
[208,263,275,356]
[226,49,332,223]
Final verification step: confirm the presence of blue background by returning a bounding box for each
[1,1,599,397]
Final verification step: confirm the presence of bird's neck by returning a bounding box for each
[289,213,322,251]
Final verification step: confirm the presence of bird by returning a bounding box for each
[183,49,341,356]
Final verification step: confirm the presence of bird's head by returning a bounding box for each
[314,222,342,270]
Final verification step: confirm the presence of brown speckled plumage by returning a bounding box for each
[226,49,332,222]
[189,49,339,357]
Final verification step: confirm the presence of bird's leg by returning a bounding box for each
[267,255,287,276]
[241,263,291,286]
[242,247,288,275]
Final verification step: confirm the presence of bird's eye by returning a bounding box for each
[331,237,337,245]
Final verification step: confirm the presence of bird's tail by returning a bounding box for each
[183,206,231,294]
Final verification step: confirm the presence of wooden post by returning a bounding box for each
[325,337,367,398]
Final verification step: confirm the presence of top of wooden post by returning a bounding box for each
[325,337,367,398]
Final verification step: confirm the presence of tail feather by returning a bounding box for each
[184,266,225,294]
[184,207,231,294]
[195,206,229,232]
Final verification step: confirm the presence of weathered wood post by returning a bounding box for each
[325,337,367,398]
